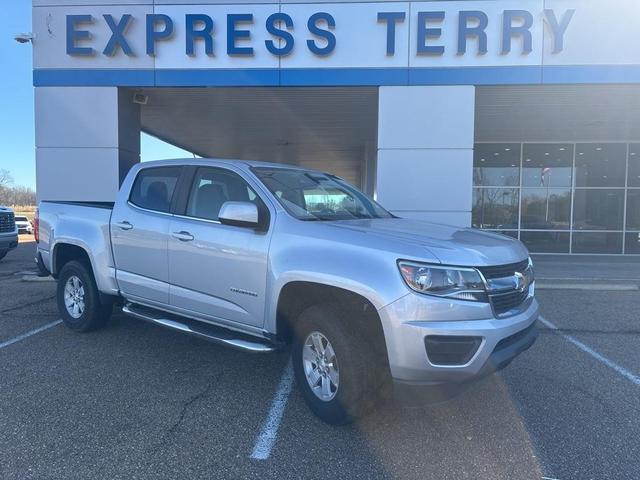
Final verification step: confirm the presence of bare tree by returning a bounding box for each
[0,169,13,188]
[0,170,35,207]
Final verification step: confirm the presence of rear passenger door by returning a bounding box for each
[111,166,182,305]
[168,166,273,328]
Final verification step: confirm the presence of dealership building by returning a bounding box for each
[32,0,640,254]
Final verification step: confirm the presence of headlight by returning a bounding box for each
[397,261,488,302]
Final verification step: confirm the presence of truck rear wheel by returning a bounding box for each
[57,260,112,332]
[292,304,380,425]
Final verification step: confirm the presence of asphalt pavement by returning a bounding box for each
[0,238,638,479]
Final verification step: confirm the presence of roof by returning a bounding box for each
[138,158,325,173]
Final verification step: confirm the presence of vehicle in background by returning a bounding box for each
[14,215,33,234]
[35,159,538,424]
[0,206,19,261]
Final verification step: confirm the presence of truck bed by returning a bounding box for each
[37,200,117,295]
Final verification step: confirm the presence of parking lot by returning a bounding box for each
[1,238,639,480]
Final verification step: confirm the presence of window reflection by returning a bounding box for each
[572,232,623,254]
[629,145,640,187]
[575,144,626,187]
[520,231,570,253]
[473,144,520,186]
[472,188,519,229]
[573,189,624,230]
[521,188,570,230]
[472,143,637,254]
[627,190,640,230]
[625,232,640,254]
[522,144,572,187]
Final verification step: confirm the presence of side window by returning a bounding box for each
[186,168,262,221]
[129,167,181,213]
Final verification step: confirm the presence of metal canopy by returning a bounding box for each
[138,87,378,187]
[476,85,640,143]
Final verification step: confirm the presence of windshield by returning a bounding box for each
[253,167,392,221]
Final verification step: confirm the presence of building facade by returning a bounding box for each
[32,0,640,254]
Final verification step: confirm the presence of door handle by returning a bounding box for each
[172,231,194,242]
[115,221,133,231]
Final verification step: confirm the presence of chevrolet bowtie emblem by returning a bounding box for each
[514,271,529,293]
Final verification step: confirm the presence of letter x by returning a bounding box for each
[103,14,134,56]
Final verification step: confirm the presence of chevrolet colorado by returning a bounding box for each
[36,159,538,424]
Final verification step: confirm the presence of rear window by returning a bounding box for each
[15,216,29,222]
[129,167,182,213]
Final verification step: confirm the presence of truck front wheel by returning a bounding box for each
[57,260,112,332]
[292,304,380,425]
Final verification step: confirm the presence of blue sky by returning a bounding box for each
[0,1,191,190]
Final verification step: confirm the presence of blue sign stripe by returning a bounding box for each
[33,69,154,87]
[281,68,409,86]
[33,65,640,88]
[156,69,279,86]
[542,65,640,84]
[410,66,542,85]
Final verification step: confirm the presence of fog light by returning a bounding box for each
[424,335,482,366]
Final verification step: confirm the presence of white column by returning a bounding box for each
[35,87,140,202]
[376,86,475,227]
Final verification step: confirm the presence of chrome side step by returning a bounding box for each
[122,303,277,353]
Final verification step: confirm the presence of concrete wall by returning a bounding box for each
[376,85,475,227]
[35,87,140,202]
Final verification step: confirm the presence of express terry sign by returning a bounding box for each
[66,9,575,59]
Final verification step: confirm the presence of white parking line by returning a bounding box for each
[250,358,294,460]
[0,320,63,350]
[539,316,640,386]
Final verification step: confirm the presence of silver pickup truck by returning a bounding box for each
[0,206,19,261]
[36,159,538,424]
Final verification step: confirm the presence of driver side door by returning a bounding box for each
[168,166,273,328]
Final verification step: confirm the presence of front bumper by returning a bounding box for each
[392,320,537,404]
[378,288,539,386]
[0,233,19,251]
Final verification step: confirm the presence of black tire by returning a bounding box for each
[292,304,380,425]
[57,260,112,332]
[0,251,7,261]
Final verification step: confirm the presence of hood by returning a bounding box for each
[326,218,529,267]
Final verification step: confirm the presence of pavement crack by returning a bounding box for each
[161,372,222,443]
[0,294,56,314]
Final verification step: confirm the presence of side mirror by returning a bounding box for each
[218,201,260,229]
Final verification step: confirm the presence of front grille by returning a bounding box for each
[0,212,15,233]
[477,259,529,280]
[490,288,529,316]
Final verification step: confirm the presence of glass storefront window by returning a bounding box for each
[629,145,640,187]
[573,189,624,230]
[473,144,520,186]
[627,189,640,230]
[522,144,573,187]
[625,232,640,254]
[521,188,571,230]
[572,232,623,254]
[472,188,519,229]
[520,231,570,253]
[472,142,638,254]
[575,144,626,187]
